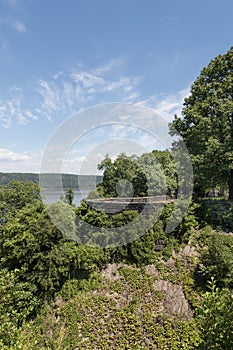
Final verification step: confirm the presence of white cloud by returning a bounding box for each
[71,71,105,89]
[60,122,163,175]
[34,60,141,121]
[36,80,60,117]
[0,97,37,128]
[62,155,97,175]
[137,87,190,122]
[35,77,84,120]
[1,0,28,32]
[0,16,27,33]
[13,20,26,32]
[101,77,136,93]
[9,85,23,93]
[93,59,123,74]
[0,148,43,172]
[53,71,63,80]
[0,58,189,141]
[0,148,30,162]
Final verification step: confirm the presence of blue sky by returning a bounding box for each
[0,0,233,174]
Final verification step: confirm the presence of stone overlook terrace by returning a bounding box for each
[86,196,176,214]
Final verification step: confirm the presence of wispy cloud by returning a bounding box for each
[60,120,167,175]
[12,19,26,32]
[1,0,28,32]
[0,59,141,127]
[137,87,190,122]
[0,97,37,128]
[36,67,189,126]
[34,61,141,121]
[0,57,190,132]
[71,71,105,89]
[0,15,27,33]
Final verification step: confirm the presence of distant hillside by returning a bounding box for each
[0,172,103,189]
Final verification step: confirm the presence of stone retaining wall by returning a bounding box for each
[86,196,175,214]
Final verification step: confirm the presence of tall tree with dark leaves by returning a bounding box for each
[170,47,233,199]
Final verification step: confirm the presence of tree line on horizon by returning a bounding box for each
[0,172,103,189]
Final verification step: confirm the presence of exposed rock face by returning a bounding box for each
[101,263,194,321]
[101,263,123,281]
[153,280,193,321]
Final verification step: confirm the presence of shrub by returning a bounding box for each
[196,278,233,349]
[200,233,233,288]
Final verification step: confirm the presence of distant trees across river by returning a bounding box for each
[0,172,103,190]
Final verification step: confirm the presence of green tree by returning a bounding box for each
[144,150,177,195]
[1,196,107,300]
[64,187,74,206]
[0,202,77,298]
[97,153,148,197]
[137,152,166,196]
[170,47,233,199]
[0,180,41,215]
[196,278,233,349]
[200,233,233,288]
[0,268,40,347]
[97,151,176,198]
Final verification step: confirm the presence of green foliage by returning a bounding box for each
[2,170,230,348]
[46,201,76,238]
[151,317,200,349]
[0,172,40,186]
[77,196,202,265]
[219,204,233,230]
[97,153,148,197]
[0,200,105,299]
[12,266,200,349]
[77,199,183,265]
[58,279,80,300]
[58,272,102,300]
[0,268,40,347]
[200,233,233,288]
[161,200,199,242]
[196,278,233,349]
[127,230,161,265]
[3,47,233,347]
[97,151,177,198]
[173,201,199,242]
[196,225,213,246]
[137,152,167,196]
[152,149,178,196]
[1,202,65,297]
[64,188,74,206]
[75,200,112,246]
[170,46,233,199]
[0,180,41,213]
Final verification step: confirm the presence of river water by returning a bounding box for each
[41,189,91,207]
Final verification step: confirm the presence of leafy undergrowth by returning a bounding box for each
[13,253,201,350]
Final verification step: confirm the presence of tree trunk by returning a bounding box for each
[220,187,224,197]
[228,169,233,200]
